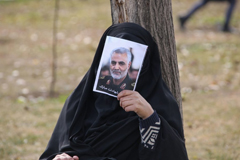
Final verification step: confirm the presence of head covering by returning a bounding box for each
[40,22,188,160]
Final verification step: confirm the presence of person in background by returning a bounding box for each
[128,51,139,81]
[128,68,139,81]
[100,65,110,77]
[178,0,237,32]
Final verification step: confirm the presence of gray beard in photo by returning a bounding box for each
[110,69,128,80]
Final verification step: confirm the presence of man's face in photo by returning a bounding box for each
[110,52,131,80]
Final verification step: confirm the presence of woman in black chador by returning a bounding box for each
[40,23,189,160]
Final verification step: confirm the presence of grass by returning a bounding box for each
[0,0,240,159]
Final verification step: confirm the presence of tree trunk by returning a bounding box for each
[50,0,59,97]
[110,0,183,118]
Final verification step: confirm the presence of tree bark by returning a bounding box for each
[110,0,183,118]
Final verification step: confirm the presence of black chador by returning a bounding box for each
[39,23,189,160]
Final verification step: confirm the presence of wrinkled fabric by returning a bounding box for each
[40,22,188,160]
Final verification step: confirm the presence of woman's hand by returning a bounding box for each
[117,90,154,119]
[53,153,79,160]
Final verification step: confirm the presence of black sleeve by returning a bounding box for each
[139,111,161,150]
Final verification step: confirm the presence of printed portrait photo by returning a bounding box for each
[93,36,148,97]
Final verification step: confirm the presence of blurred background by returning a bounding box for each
[0,0,239,159]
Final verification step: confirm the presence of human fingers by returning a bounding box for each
[53,154,65,160]
[119,91,145,108]
[122,93,153,119]
[120,98,134,110]
[118,90,154,119]
[52,154,61,160]
[53,153,74,160]
[117,90,135,100]
[119,92,141,108]
[61,153,73,160]
[121,97,146,114]
[123,104,138,113]
[119,95,135,106]
[73,156,79,160]
[124,104,153,119]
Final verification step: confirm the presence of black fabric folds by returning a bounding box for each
[39,23,189,160]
